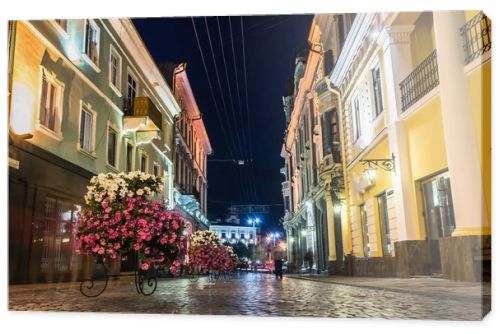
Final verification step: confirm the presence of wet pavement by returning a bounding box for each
[9,272,487,320]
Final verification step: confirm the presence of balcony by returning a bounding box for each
[123,96,162,133]
[399,50,439,112]
[460,12,491,65]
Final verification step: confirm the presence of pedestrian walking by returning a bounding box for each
[272,248,284,279]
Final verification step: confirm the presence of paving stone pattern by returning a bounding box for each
[9,273,485,320]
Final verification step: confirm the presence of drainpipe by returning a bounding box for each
[325,80,353,258]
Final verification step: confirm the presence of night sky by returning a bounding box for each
[133,15,313,233]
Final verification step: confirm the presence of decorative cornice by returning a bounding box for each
[379,25,415,47]
[330,13,376,87]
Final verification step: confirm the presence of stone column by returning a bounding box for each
[379,25,420,241]
[433,11,489,236]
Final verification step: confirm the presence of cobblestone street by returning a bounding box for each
[9,273,487,320]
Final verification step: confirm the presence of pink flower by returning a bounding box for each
[141,263,149,270]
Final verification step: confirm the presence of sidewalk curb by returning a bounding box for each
[286,275,489,303]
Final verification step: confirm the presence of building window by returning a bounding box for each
[126,71,138,112]
[371,66,384,118]
[84,19,100,67]
[377,192,392,256]
[79,105,95,154]
[352,95,362,140]
[107,126,117,168]
[140,153,147,173]
[240,233,245,239]
[360,204,370,257]
[55,19,68,32]
[153,163,159,177]
[38,69,63,137]
[221,232,226,239]
[249,233,253,240]
[126,143,134,172]
[109,46,122,94]
[321,110,333,156]
[338,15,346,50]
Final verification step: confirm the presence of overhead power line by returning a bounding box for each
[190,17,236,161]
[201,17,252,203]
[240,17,258,201]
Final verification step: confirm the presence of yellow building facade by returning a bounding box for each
[329,11,491,281]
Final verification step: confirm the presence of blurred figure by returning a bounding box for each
[304,249,314,273]
[272,248,285,279]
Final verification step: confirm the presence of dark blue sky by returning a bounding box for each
[133,15,312,233]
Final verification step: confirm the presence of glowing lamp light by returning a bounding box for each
[255,218,261,223]
[63,39,82,65]
[289,237,295,243]
[301,229,307,236]
[364,167,377,184]
[334,204,342,214]
[10,82,36,137]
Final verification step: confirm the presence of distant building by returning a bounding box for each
[161,63,213,232]
[281,14,354,273]
[209,222,258,246]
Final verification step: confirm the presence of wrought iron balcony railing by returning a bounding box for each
[399,50,439,112]
[460,12,492,64]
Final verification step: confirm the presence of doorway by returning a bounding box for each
[420,171,456,274]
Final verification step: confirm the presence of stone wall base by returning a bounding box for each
[439,235,491,282]
[395,240,432,277]
[328,257,395,277]
[351,257,396,277]
[326,237,491,282]
[328,260,346,275]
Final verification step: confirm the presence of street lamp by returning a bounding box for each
[267,232,280,247]
[248,217,261,228]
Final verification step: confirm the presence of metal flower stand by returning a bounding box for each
[79,253,158,297]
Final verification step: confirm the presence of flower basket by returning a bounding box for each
[187,231,237,281]
[75,172,187,296]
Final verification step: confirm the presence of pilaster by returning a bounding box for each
[380,24,419,241]
[433,11,489,235]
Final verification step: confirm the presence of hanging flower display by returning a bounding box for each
[75,171,187,274]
